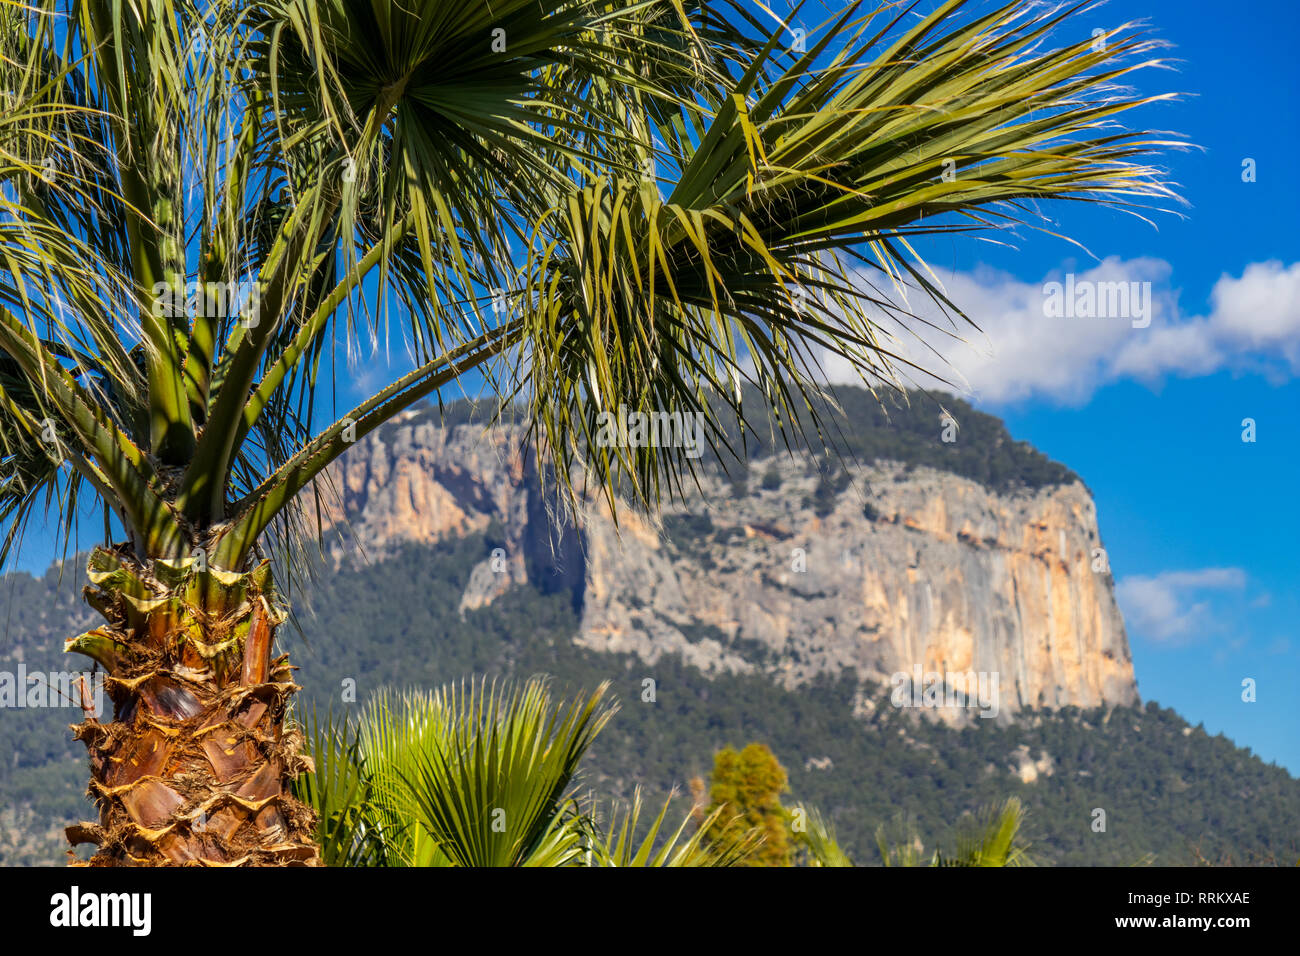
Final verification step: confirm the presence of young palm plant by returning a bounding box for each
[298,679,761,866]
[875,796,1034,867]
[368,680,613,868]
[0,0,1181,865]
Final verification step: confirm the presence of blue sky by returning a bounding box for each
[6,0,1297,773]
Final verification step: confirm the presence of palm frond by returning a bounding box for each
[293,708,390,867]
[877,796,1033,867]
[516,0,1185,520]
[587,787,761,866]
[938,796,1034,867]
[802,806,855,867]
[876,809,928,867]
[401,677,614,867]
[352,688,455,867]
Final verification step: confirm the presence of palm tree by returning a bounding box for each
[0,0,1180,865]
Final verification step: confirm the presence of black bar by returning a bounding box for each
[2,865,1287,942]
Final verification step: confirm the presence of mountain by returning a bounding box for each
[323,388,1137,722]
[1,387,1297,866]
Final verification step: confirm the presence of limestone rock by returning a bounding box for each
[321,410,1139,726]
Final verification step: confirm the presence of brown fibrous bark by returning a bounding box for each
[65,545,320,866]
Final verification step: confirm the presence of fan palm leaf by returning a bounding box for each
[401,678,613,867]
[302,679,614,867]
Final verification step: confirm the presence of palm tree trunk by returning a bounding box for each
[64,546,319,866]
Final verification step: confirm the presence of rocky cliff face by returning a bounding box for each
[323,403,1139,725]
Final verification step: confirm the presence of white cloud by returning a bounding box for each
[1115,568,1247,642]
[822,258,1300,405]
